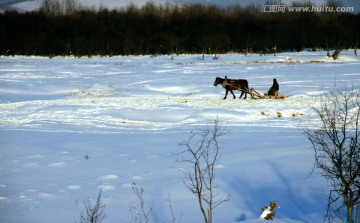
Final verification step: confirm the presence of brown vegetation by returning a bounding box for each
[0,0,359,56]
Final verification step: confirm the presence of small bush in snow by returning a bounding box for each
[79,188,106,223]
[260,200,280,220]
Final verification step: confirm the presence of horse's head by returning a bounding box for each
[214,77,222,86]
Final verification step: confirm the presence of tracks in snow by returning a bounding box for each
[0,94,313,132]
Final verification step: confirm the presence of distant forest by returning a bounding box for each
[1,0,359,56]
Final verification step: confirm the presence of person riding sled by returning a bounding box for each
[268,78,279,96]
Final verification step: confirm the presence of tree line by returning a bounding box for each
[0,0,359,56]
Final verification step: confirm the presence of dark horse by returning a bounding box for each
[214,76,249,99]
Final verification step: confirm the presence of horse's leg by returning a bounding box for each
[240,91,247,99]
[223,90,228,99]
[239,91,244,99]
[230,90,236,99]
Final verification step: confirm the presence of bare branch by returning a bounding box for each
[130,182,153,223]
[302,84,360,223]
[175,118,230,223]
[79,188,106,223]
[167,191,183,223]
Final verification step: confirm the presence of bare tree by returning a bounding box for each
[39,0,62,16]
[302,85,360,223]
[79,188,106,223]
[175,119,230,223]
[129,182,153,223]
[39,0,84,16]
[331,47,344,61]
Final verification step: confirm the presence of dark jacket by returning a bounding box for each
[268,78,279,95]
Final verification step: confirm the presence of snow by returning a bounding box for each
[0,50,359,223]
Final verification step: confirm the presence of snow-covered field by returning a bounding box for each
[0,51,359,223]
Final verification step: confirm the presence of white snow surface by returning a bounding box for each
[0,51,359,223]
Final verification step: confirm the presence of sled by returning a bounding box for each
[249,88,286,100]
[223,84,286,100]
